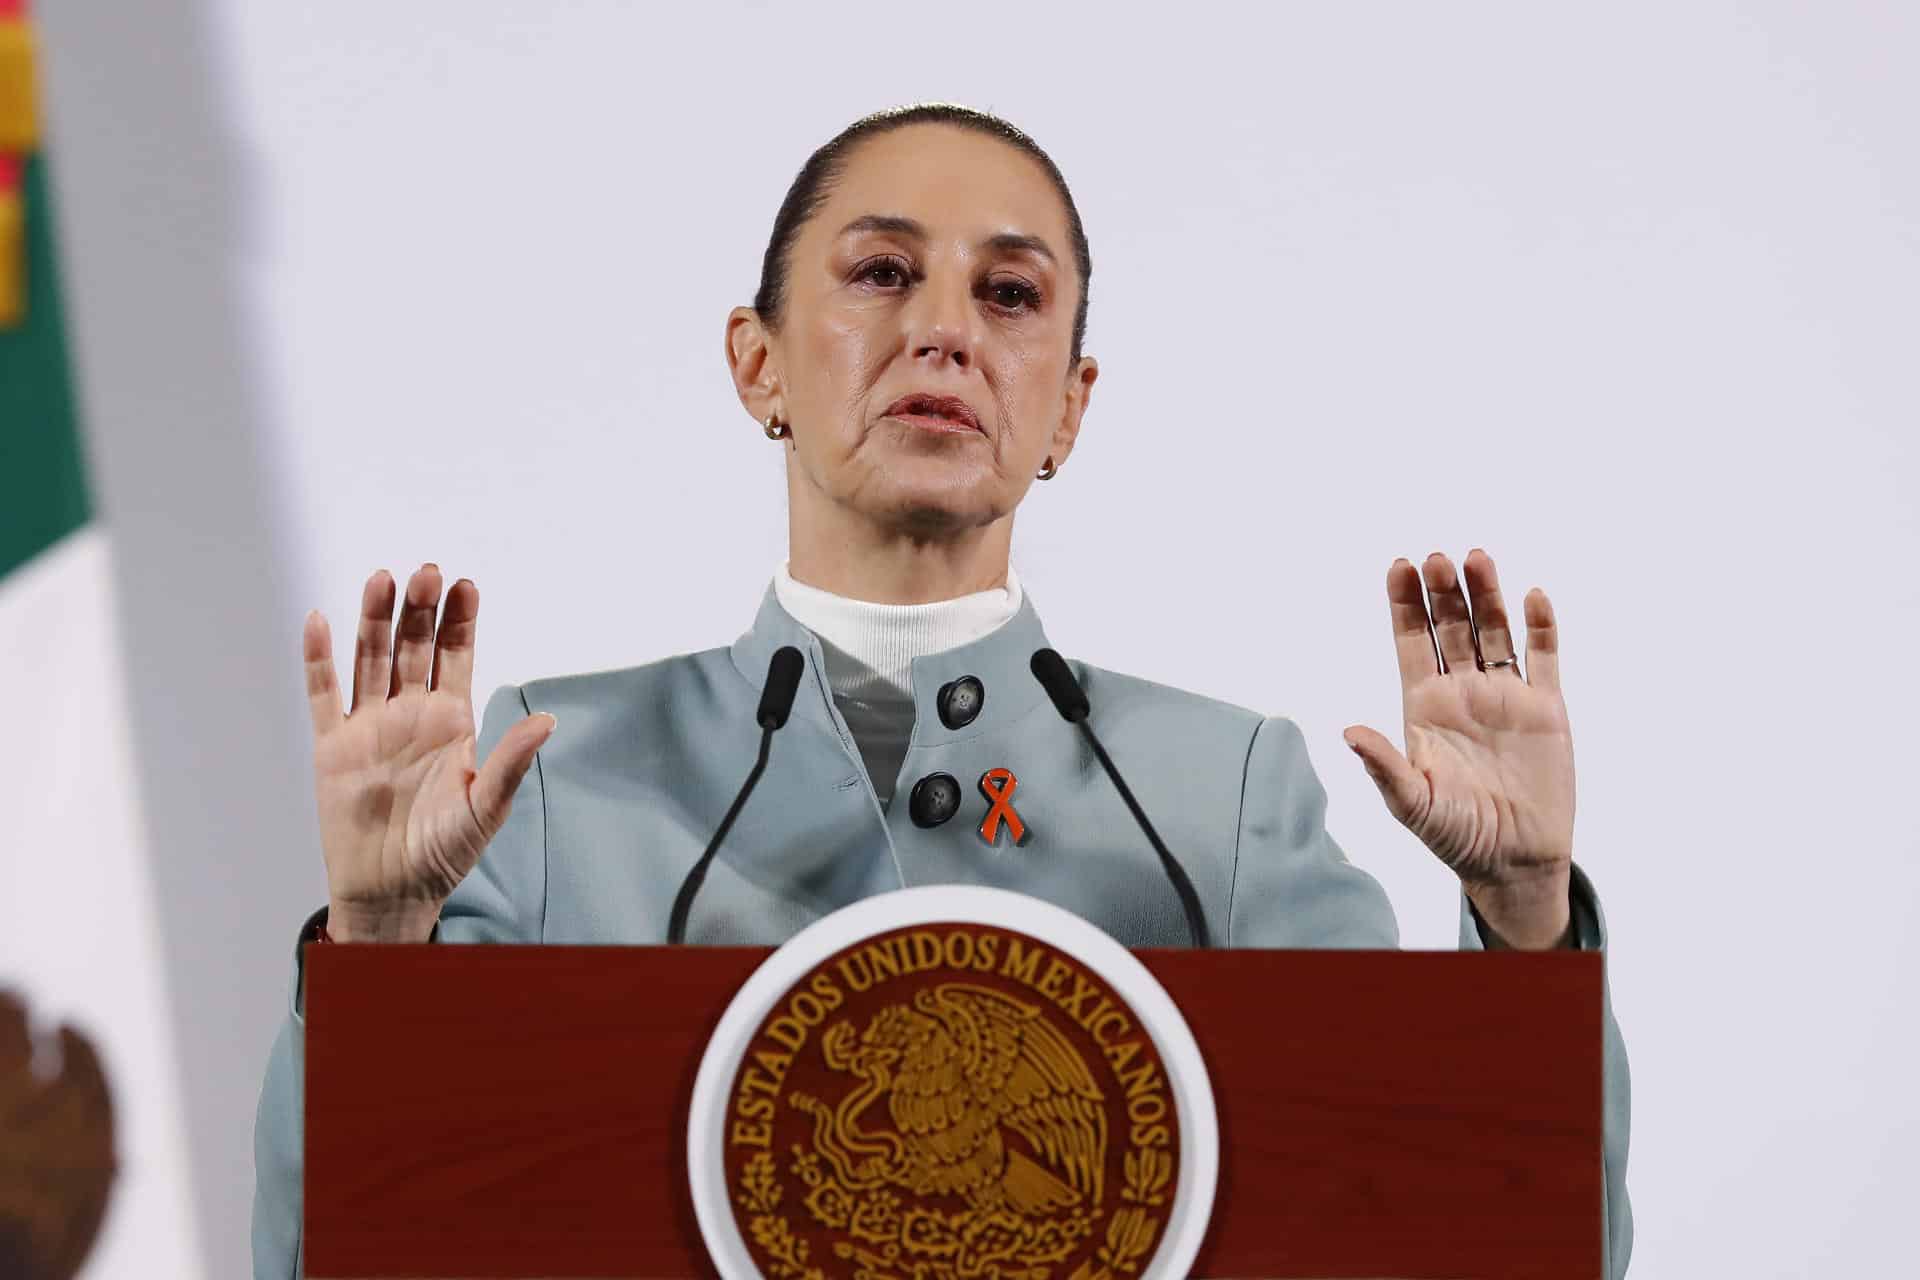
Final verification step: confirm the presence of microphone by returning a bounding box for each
[756,645,805,730]
[666,646,804,944]
[1030,648,1212,948]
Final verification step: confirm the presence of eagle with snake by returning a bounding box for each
[791,982,1109,1219]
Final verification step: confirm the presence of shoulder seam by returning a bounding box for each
[513,683,551,943]
[1072,659,1268,725]
[1226,715,1269,946]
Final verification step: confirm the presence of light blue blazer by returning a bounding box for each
[253,583,1632,1277]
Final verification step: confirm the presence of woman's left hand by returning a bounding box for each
[1343,549,1576,950]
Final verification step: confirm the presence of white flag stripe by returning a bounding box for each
[0,526,205,1277]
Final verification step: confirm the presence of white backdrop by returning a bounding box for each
[36,1,1919,1275]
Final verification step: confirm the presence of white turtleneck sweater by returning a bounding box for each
[773,561,1023,808]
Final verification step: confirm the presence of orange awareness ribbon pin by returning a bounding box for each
[977,767,1026,846]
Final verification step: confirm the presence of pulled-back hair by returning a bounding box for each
[753,104,1093,363]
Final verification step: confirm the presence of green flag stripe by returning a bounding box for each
[1,154,92,580]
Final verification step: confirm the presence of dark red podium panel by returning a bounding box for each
[305,946,1602,1279]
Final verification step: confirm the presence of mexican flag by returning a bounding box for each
[0,0,203,1271]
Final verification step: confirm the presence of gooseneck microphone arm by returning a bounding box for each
[666,646,805,945]
[1029,648,1213,949]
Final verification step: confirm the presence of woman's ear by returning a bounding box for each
[724,306,783,424]
[1048,355,1098,468]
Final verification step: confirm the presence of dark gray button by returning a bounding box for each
[908,772,962,828]
[937,674,985,730]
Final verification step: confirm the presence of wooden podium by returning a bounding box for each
[304,946,1603,1279]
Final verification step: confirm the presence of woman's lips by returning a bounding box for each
[886,412,982,435]
[881,394,982,433]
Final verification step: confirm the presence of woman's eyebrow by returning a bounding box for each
[837,214,1057,266]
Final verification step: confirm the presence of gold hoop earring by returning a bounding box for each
[1036,456,1057,481]
[763,414,789,441]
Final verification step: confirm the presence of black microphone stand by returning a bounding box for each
[665,725,774,945]
[665,645,803,945]
[1031,649,1212,948]
[1073,718,1212,949]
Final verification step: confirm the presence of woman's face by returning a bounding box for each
[730,124,1097,538]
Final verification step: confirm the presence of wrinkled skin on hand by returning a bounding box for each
[1344,549,1577,949]
[303,565,555,941]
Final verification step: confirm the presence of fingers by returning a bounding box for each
[303,610,343,734]
[1387,559,1443,689]
[387,564,444,699]
[1461,548,1522,678]
[350,571,397,713]
[1523,586,1561,692]
[335,566,482,715]
[1388,550,1537,685]
[468,713,558,836]
[1342,725,1430,829]
[1421,553,1478,673]
[429,578,480,700]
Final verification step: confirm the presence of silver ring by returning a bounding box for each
[1480,655,1521,671]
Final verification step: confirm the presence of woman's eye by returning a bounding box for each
[860,260,910,288]
[989,280,1041,311]
[855,261,1038,311]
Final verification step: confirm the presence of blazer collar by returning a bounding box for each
[730,579,1057,746]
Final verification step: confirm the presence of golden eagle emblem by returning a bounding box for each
[725,925,1179,1280]
[793,983,1108,1220]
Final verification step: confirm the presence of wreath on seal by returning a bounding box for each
[736,1143,1170,1280]
[732,983,1175,1280]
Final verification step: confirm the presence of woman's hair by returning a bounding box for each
[753,104,1093,363]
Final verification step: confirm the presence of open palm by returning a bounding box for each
[1345,550,1576,921]
[302,565,553,940]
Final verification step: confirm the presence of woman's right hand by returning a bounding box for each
[301,565,556,942]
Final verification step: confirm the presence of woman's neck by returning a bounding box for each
[785,495,1014,604]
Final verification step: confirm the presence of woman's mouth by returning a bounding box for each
[882,393,983,434]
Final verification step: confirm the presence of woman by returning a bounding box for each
[253,105,1632,1276]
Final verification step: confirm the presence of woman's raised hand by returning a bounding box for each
[301,565,555,942]
[1343,549,1577,950]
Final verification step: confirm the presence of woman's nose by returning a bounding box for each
[905,275,977,370]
